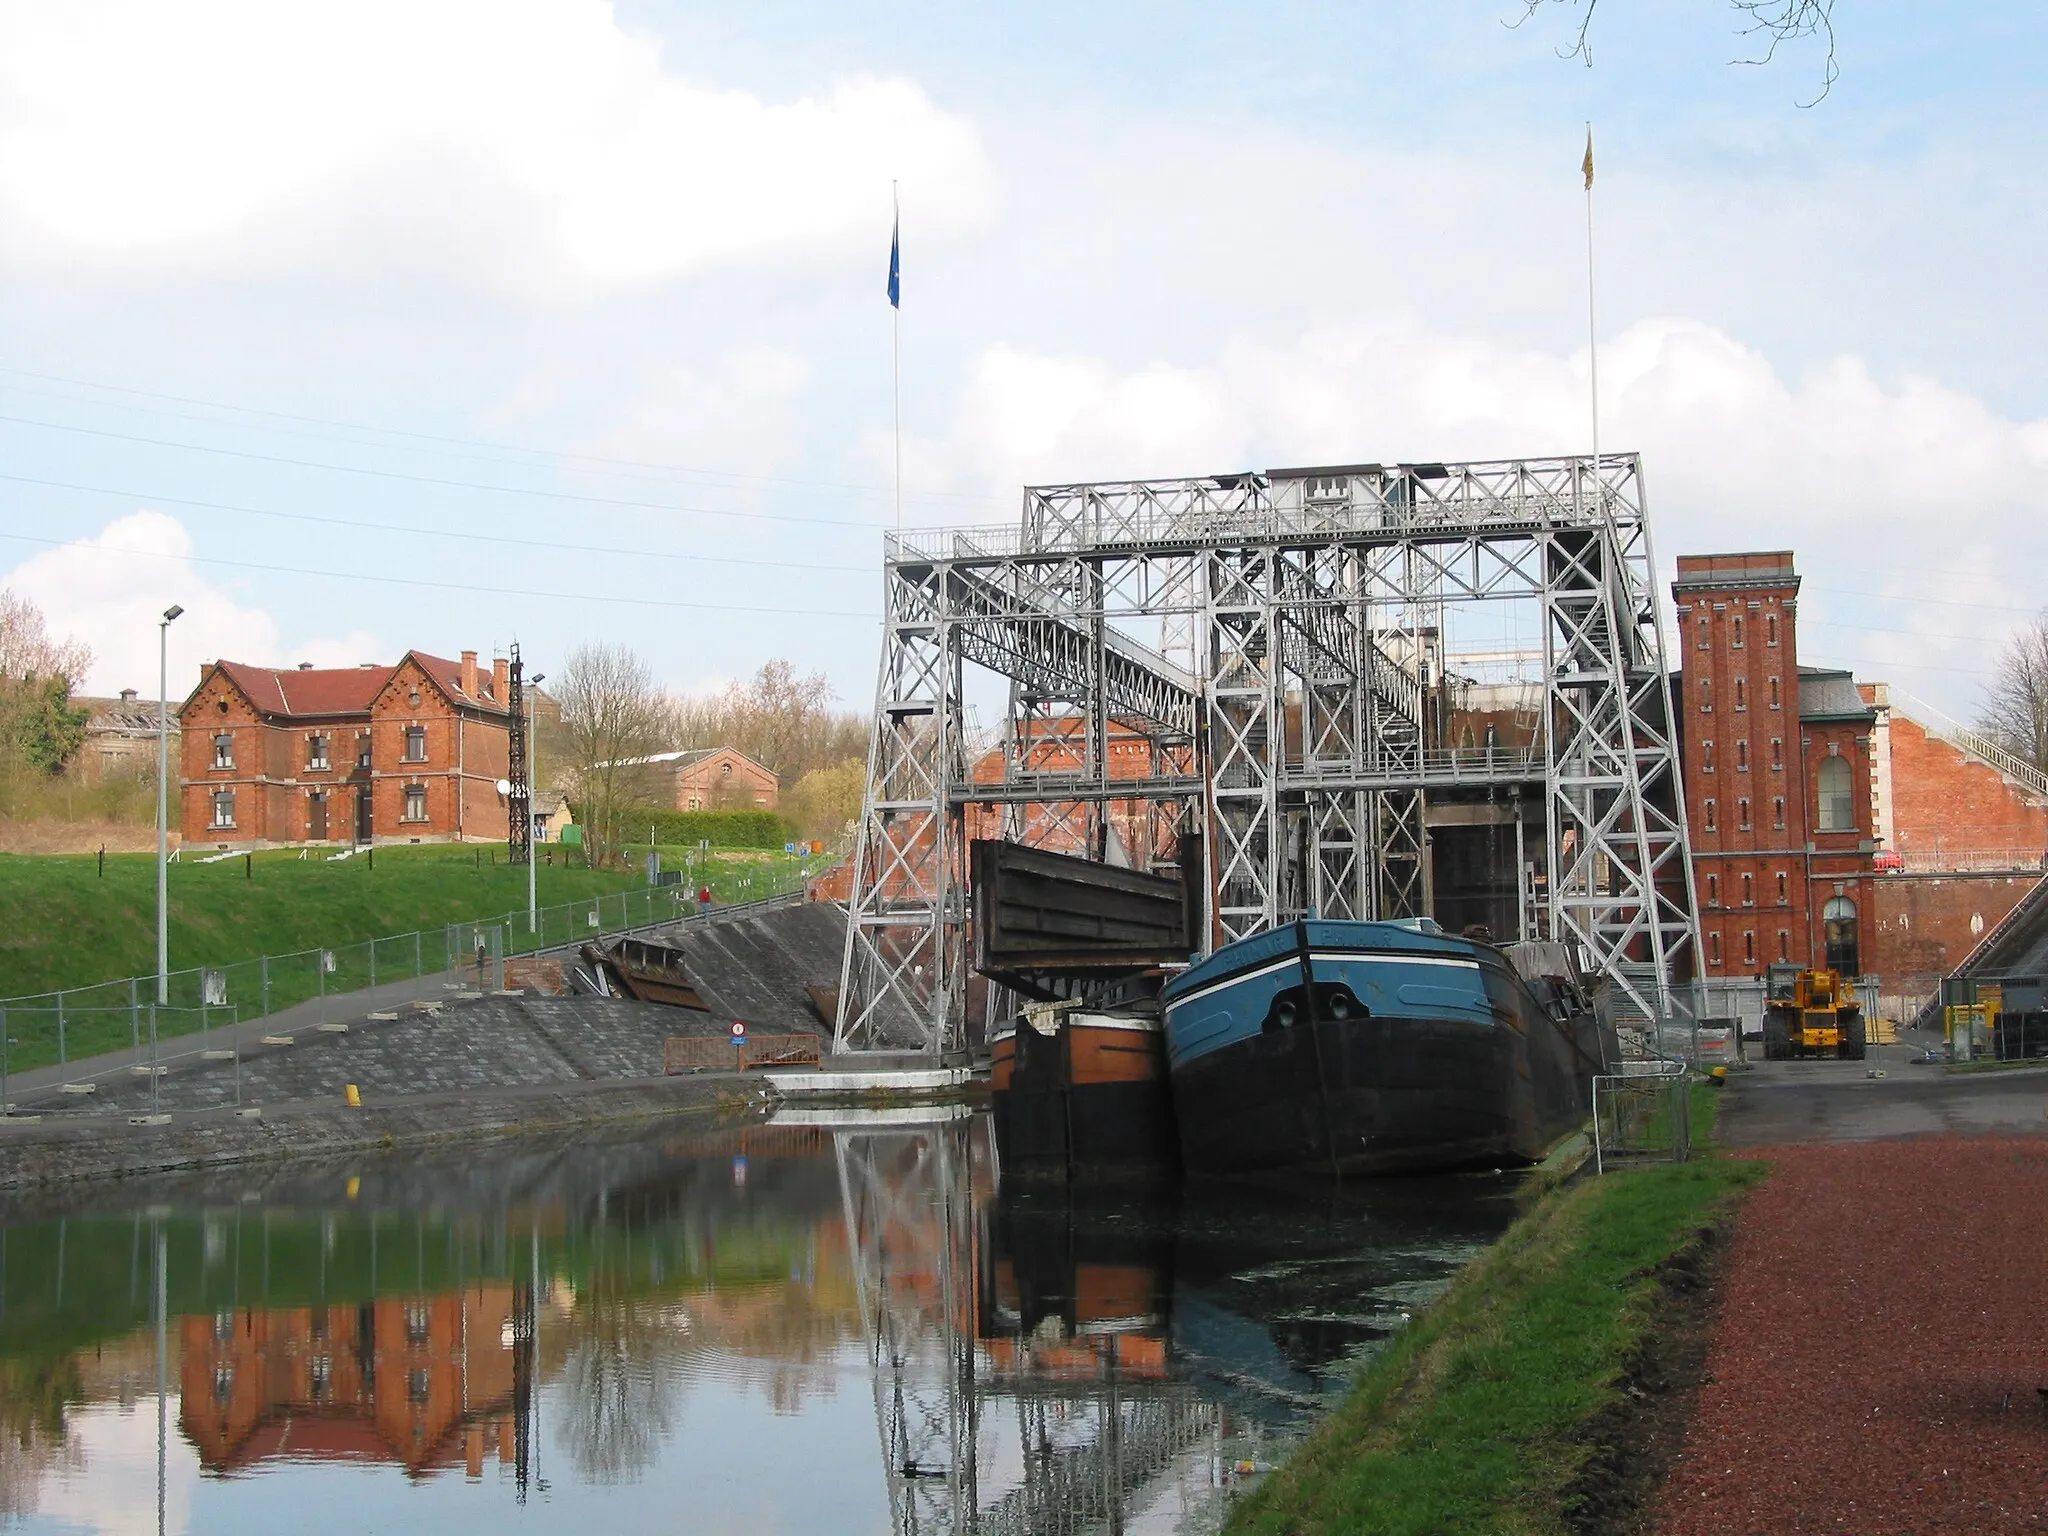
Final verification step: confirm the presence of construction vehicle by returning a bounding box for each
[1761,963,1867,1061]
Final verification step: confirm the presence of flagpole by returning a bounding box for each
[1583,123,1600,495]
[892,180,902,534]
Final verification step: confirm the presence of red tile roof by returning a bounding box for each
[215,661,388,718]
[407,650,508,713]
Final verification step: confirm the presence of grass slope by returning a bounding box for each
[0,842,808,1000]
[1227,1086,1761,1536]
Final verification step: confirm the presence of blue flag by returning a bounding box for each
[887,215,900,309]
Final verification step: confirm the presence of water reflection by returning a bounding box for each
[0,1114,1512,1535]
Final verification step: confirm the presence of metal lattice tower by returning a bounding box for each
[506,644,530,868]
[834,453,1701,1054]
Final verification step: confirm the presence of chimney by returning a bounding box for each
[120,688,137,702]
[492,655,509,701]
[298,662,314,670]
[461,650,479,700]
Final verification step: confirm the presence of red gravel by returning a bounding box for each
[1655,1137,2048,1534]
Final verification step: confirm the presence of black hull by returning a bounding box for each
[993,1025,1179,1183]
[1172,1012,1595,1178]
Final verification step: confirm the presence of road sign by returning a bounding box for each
[729,1020,747,1040]
[784,842,796,854]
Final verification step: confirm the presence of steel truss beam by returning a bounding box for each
[835,454,1700,1054]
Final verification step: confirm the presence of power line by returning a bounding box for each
[0,363,1005,507]
[0,529,879,621]
[0,468,870,574]
[0,409,922,531]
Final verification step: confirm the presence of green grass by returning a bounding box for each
[0,842,819,1071]
[1227,1079,1759,1536]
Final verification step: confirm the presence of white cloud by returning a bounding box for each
[33,1400,200,1536]
[910,317,2048,713]
[2,511,383,697]
[0,1,992,289]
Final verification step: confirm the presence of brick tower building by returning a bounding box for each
[1672,553,1877,979]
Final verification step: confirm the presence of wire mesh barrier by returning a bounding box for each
[0,863,826,1093]
[1591,1063,1691,1173]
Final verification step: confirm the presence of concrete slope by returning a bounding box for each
[656,900,844,1034]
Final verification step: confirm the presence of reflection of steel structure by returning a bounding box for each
[834,1119,1216,1536]
[836,456,1700,1052]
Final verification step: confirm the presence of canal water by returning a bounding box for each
[0,1110,1515,1534]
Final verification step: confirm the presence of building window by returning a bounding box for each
[308,733,329,771]
[212,733,234,769]
[1823,895,1860,974]
[1700,678,1713,712]
[1734,677,1747,711]
[405,1303,431,1345]
[1817,756,1854,831]
[210,790,235,828]
[1736,739,1750,772]
[408,1368,431,1407]
[1738,797,1751,830]
[357,733,372,769]
[1702,740,1715,772]
[1776,871,1788,905]
[1742,872,1754,906]
[1778,930,1790,961]
[402,784,428,822]
[1696,615,1709,650]
[403,726,427,763]
[721,761,733,776]
[1703,798,1717,832]
[1769,676,1782,710]
[1773,796,1786,830]
[1770,737,1783,770]
[1743,930,1756,966]
[1766,612,1779,647]
[686,796,701,810]
[1732,614,1745,648]
[1709,932,1722,966]
[1706,873,1719,906]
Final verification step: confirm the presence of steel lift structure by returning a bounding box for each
[834,453,1700,1054]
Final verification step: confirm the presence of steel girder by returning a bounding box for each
[835,453,1700,1052]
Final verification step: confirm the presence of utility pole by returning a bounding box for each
[156,605,183,1005]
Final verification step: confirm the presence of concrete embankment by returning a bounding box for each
[0,900,849,1188]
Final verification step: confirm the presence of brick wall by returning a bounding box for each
[1884,713,2048,867]
[1869,871,2043,1015]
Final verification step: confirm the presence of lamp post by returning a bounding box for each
[156,605,183,1006]
[526,672,544,934]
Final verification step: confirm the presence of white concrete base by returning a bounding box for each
[61,1082,96,1095]
[234,1107,263,1120]
[260,1035,294,1047]
[762,1066,976,1096]
[316,1022,350,1034]
[367,1011,399,1021]
[769,1103,972,1128]
[201,1049,237,1061]
[129,1064,167,1076]
[127,1114,172,1126]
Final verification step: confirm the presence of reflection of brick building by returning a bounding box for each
[179,1288,522,1478]
[1672,553,1877,980]
[178,650,515,849]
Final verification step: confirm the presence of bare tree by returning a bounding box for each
[1981,608,2048,776]
[0,590,91,683]
[669,660,866,785]
[556,643,668,865]
[0,590,94,812]
[1513,0,1838,102]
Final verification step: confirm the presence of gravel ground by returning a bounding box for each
[1655,1137,2048,1534]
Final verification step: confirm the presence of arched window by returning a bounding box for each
[1817,756,1854,831]
[1823,895,1860,975]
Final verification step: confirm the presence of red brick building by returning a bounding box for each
[178,649,515,849]
[1672,552,1878,980]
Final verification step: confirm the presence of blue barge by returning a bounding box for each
[1160,919,1611,1177]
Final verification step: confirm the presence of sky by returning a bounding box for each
[0,0,2043,724]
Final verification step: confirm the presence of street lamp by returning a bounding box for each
[526,672,544,934]
[156,605,183,1006]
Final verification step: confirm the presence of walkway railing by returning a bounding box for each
[0,862,827,1081]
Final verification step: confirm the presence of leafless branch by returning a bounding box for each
[1509,0,1837,99]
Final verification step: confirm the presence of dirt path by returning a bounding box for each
[1653,1136,2048,1534]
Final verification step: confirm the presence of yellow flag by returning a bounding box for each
[1581,127,1594,190]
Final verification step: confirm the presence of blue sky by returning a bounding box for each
[0,0,2042,721]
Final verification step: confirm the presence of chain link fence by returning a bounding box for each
[0,864,824,1087]
[1591,1062,1692,1172]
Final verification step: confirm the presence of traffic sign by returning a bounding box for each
[729,1020,748,1040]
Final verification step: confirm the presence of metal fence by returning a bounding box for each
[0,864,823,1085]
[1603,974,1884,1067]
[1591,1062,1692,1172]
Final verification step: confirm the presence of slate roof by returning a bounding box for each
[1797,665,1875,723]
